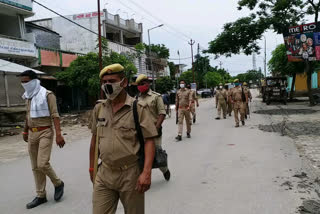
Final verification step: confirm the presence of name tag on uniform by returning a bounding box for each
[97,118,105,122]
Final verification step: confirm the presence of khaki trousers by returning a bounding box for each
[28,128,61,198]
[227,101,233,115]
[93,163,144,214]
[154,136,168,174]
[233,102,246,125]
[217,100,227,118]
[178,109,191,135]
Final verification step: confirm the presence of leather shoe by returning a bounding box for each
[242,121,245,126]
[215,117,220,120]
[163,170,171,181]
[26,197,47,209]
[187,133,191,138]
[54,181,64,201]
[175,135,182,141]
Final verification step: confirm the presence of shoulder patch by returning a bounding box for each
[151,91,161,96]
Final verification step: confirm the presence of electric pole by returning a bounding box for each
[264,36,267,77]
[219,61,223,70]
[97,0,103,98]
[189,39,195,83]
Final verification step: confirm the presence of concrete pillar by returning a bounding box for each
[4,73,10,107]
[119,30,124,44]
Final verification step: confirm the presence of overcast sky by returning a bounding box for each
[30,0,285,76]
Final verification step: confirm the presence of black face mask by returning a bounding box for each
[105,84,113,94]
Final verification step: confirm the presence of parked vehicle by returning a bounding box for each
[197,88,212,98]
[262,77,288,105]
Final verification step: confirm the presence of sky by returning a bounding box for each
[29,0,285,76]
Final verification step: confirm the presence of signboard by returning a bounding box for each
[0,37,37,58]
[283,22,320,62]
[191,83,197,91]
[0,0,32,11]
[73,12,104,20]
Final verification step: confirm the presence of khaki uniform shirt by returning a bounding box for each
[91,94,158,167]
[26,91,60,128]
[216,89,228,102]
[138,89,166,124]
[176,88,192,108]
[244,87,252,100]
[230,86,247,102]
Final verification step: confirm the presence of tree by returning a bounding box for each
[179,70,194,85]
[204,72,223,88]
[268,44,305,99]
[194,54,212,88]
[207,0,320,105]
[144,44,170,59]
[155,76,174,94]
[168,61,177,80]
[56,51,137,97]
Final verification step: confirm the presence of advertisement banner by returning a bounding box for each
[0,37,37,58]
[283,23,320,62]
[0,0,33,11]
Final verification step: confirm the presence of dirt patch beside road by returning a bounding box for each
[254,109,318,115]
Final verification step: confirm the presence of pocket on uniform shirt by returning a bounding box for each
[117,126,135,141]
[97,120,108,138]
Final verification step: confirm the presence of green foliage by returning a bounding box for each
[168,61,177,80]
[268,44,304,77]
[207,14,267,57]
[56,50,137,96]
[204,72,222,88]
[207,0,316,57]
[134,43,145,58]
[234,69,264,84]
[155,76,174,94]
[179,70,194,85]
[145,44,170,59]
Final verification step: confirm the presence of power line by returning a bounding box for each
[117,0,189,42]
[123,0,192,40]
[33,0,102,38]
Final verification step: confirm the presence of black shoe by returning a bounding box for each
[229,114,232,116]
[242,121,245,126]
[187,133,191,138]
[175,135,182,141]
[235,124,240,128]
[54,181,64,201]
[223,116,226,119]
[163,170,171,181]
[26,197,47,209]
[215,117,220,120]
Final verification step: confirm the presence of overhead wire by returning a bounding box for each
[123,0,192,41]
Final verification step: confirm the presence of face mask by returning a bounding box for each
[180,84,185,89]
[21,79,40,97]
[137,85,149,93]
[219,86,223,89]
[101,79,124,100]
[235,83,240,87]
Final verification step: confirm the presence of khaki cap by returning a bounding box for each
[243,82,248,86]
[136,74,148,84]
[99,63,124,78]
[234,79,239,83]
[219,83,223,86]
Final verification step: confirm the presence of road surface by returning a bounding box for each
[0,92,307,213]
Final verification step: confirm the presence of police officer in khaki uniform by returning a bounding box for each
[215,83,228,120]
[89,64,158,214]
[20,70,65,209]
[175,80,192,141]
[187,84,199,124]
[135,74,171,181]
[225,84,233,117]
[229,79,248,127]
[243,82,252,119]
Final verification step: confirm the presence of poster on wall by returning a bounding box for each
[283,23,320,62]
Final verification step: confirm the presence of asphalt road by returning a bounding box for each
[0,93,305,214]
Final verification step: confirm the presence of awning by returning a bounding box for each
[0,59,44,74]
